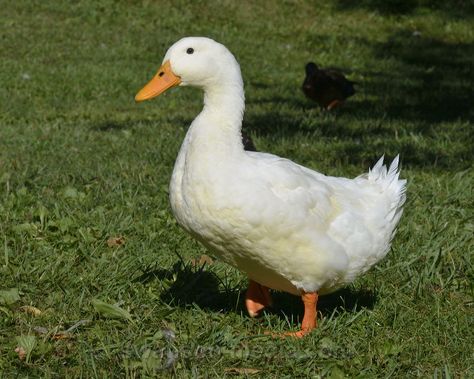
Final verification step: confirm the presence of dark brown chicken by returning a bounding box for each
[302,62,356,110]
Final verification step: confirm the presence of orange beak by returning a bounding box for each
[135,61,181,102]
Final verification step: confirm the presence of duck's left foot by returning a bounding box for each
[266,291,319,338]
[283,330,312,338]
[245,280,272,318]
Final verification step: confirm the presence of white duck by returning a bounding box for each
[135,37,406,337]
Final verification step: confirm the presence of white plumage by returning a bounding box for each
[136,37,406,335]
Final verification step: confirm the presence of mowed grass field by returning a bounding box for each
[1,1,473,377]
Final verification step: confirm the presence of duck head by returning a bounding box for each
[135,37,242,102]
[305,62,319,76]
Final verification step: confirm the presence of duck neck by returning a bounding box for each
[190,81,245,155]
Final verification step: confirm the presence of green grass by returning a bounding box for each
[1,0,473,377]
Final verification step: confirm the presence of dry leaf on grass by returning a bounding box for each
[190,254,214,267]
[107,236,125,248]
[14,346,26,361]
[51,332,73,340]
[224,368,261,375]
[14,335,37,363]
[33,319,90,340]
[19,305,42,316]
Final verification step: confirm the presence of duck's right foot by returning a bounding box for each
[245,280,272,318]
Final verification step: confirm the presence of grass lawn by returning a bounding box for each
[1,0,473,377]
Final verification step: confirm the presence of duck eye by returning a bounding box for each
[186,47,194,54]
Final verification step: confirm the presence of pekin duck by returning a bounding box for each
[302,62,356,110]
[135,37,406,337]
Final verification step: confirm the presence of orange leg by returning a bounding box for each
[284,292,319,338]
[245,279,272,318]
[327,99,342,110]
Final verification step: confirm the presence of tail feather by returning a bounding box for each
[367,155,407,222]
[387,155,400,178]
[368,155,403,184]
[369,155,385,178]
[368,155,407,262]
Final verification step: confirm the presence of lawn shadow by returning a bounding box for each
[312,31,474,128]
[243,111,307,138]
[333,0,474,17]
[246,94,308,110]
[245,29,474,170]
[135,259,242,312]
[369,31,474,125]
[135,259,377,326]
[93,121,132,131]
[266,287,377,324]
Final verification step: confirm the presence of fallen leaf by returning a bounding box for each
[15,335,37,363]
[63,186,84,199]
[33,326,49,335]
[52,331,73,340]
[0,288,20,305]
[19,305,42,316]
[190,254,213,267]
[33,320,91,340]
[15,346,26,361]
[107,236,125,248]
[92,298,132,321]
[224,368,261,375]
[141,349,161,371]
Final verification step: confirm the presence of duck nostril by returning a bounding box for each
[158,72,164,77]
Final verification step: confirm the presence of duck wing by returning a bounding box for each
[324,69,356,98]
[228,152,405,292]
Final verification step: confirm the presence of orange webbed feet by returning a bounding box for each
[265,291,319,338]
[245,280,272,318]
